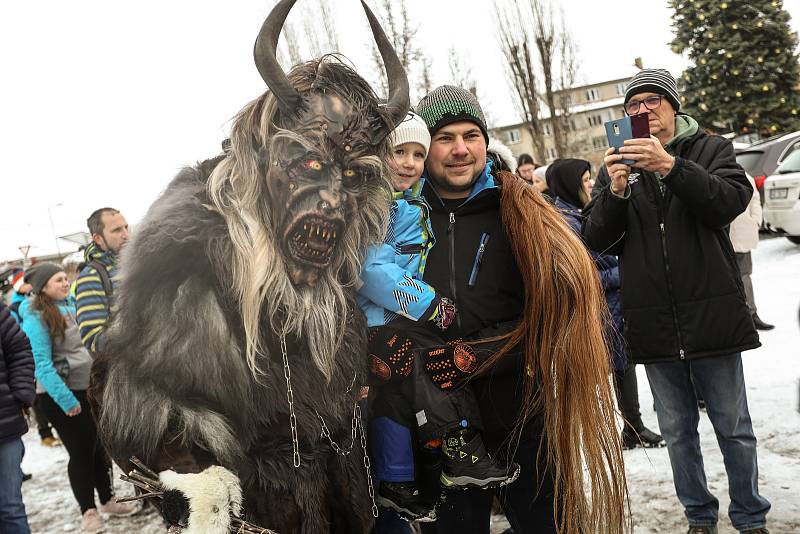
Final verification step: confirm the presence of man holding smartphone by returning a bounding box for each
[582,69,771,534]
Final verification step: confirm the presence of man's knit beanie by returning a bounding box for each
[416,85,489,145]
[624,68,681,112]
[390,111,431,156]
[25,262,62,295]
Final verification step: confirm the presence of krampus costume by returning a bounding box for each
[88,1,410,533]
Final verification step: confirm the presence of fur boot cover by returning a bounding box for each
[159,466,242,534]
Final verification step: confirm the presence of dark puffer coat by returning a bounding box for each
[0,302,35,443]
[582,128,760,363]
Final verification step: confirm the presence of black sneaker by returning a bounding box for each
[440,430,521,490]
[376,481,436,522]
[622,427,666,450]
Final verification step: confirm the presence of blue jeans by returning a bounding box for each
[645,353,771,531]
[0,437,31,534]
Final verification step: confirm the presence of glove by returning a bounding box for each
[367,327,414,384]
[429,296,456,332]
[421,342,477,391]
[158,465,242,534]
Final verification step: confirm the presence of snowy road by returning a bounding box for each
[19,236,800,533]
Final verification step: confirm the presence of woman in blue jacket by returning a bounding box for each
[547,159,664,450]
[21,263,135,532]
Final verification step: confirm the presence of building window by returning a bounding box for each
[616,82,627,95]
[543,123,552,136]
[586,88,600,101]
[587,114,604,127]
[547,147,557,159]
[592,136,607,150]
[506,129,521,144]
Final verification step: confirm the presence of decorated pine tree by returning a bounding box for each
[669,0,800,136]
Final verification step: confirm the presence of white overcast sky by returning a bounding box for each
[2,0,799,262]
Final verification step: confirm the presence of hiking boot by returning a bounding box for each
[376,481,436,522]
[41,436,62,447]
[687,526,717,534]
[81,509,104,533]
[100,498,138,517]
[752,314,774,331]
[740,528,769,533]
[440,430,521,490]
[622,427,666,450]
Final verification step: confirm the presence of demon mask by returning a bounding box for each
[254,0,409,286]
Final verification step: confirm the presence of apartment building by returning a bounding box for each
[491,76,634,171]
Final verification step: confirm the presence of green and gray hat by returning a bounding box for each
[416,85,488,145]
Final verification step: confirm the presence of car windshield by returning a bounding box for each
[776,149,800,174]
[736,152,763,175]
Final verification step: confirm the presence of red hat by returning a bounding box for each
[11,270,25,292]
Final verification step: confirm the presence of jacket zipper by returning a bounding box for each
[447,212,461,330]
[656,192,685,359]
[468,233,491,287]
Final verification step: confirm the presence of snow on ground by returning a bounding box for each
[621,236,800,534]
[20,236,800,533]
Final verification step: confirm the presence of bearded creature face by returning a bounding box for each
[268,93,382,286]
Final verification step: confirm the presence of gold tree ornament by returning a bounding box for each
[699,13,705,20]
[725,52,733,59]
[733,69,740,75]
[732,23,738,29]
[736,91,743,97]
[721,2,728,8]
[757,56,764,63]
[793,109,798,115]
[771,125,778,132]
[762,85,770,91]
[747,118,755,124]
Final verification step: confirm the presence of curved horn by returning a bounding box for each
[360,0,411,138]
[254,0,304,114]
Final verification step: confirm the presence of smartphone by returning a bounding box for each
[605,113,650,165]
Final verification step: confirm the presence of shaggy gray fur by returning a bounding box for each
[91,159,374,533]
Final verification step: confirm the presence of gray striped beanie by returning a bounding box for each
[624,69,681,112]
[415,85,489,145]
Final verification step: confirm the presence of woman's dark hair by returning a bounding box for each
[517,153,535,167]
[33,293,66,343]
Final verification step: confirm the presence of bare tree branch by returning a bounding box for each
[495,0,579,161]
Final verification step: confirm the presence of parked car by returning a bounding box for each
[762,147,800,245]
[735,130,800,205]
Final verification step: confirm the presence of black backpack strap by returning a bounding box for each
[88,260,114,309]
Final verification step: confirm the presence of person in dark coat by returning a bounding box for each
[414,86,626,534]
[582,68,770,534]
[547,158,665,450]
[0,301,35,534]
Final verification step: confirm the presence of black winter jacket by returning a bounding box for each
[421,174,529,443]
[582,129,760,363]
[0,302,35,443]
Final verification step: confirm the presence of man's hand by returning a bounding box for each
[604,147,631,196]
[619,136,675,175]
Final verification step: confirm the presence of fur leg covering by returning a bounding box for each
[159,466,242,534]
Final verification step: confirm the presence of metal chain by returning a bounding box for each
[281,332,376,516]
[280,333,301,468]
[317,408,357,456]
[355,402,378,518]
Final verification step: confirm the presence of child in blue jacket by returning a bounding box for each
[359,113,518,522]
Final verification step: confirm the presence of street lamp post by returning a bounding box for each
[47,203,64,260]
